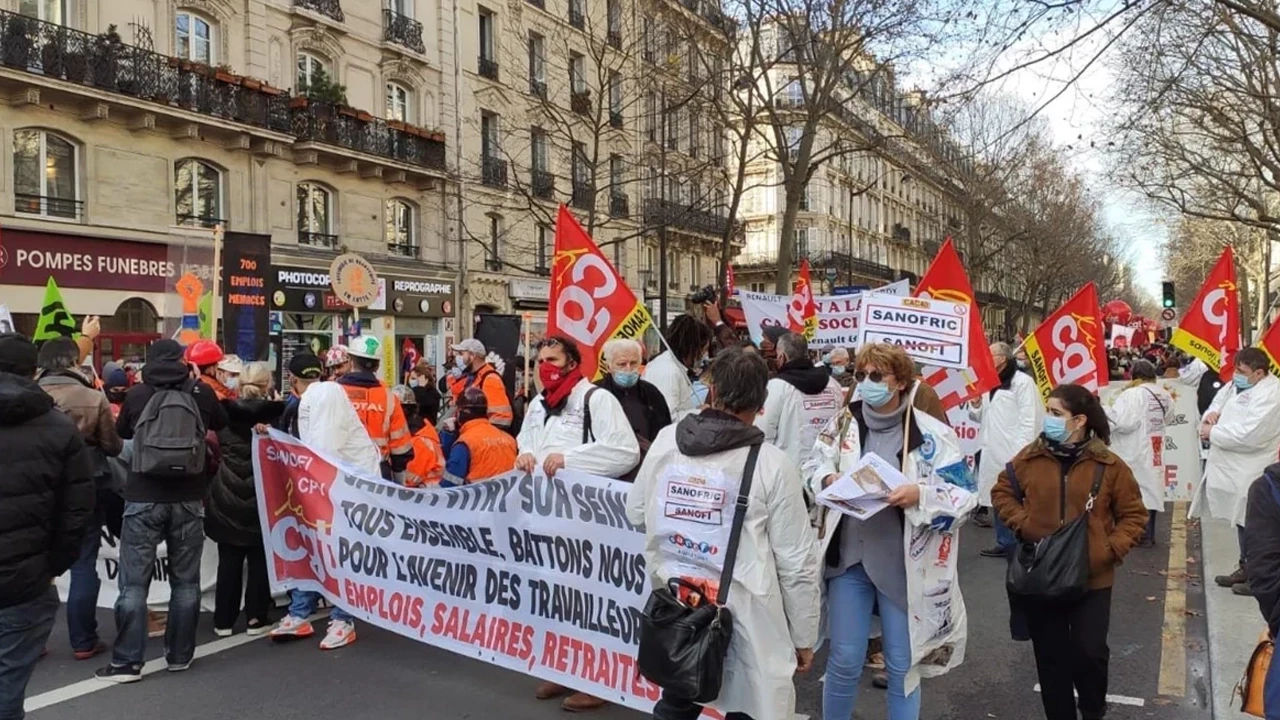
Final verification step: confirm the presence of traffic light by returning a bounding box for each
[1162,281,1176,309]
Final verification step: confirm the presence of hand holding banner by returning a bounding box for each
[1171,246,1239,377]
[1023,282,1109,401]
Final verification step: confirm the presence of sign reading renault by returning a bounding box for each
[857,294,971,369]
[329,253,380,309]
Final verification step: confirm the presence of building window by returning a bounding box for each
[665,105,680,151]
[481,112,500,158]
[19,0,64,23]
[535,224,550,274]
[645,92,657,141]
[607,0,621,41]
[531,128,548,174]
[388,0,412,15]
[645,245,657,287]
[296,182,334,246]
[688,255,700,288]
[174,159,223,227]
[570,53,585,93]
[385,82,411,122]
[479,8,496,63]
[528,32,545,95]
[608,72,623,124]
[487,214,502,270]
[688,110,700,157]
[386,199,416,256]
[572,142,589,187]
[296,52,327,91]
[13,129,78,219]
[175,11,214,64]
[609,155,624,189]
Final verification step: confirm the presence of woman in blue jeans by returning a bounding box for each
[809,343,977,720]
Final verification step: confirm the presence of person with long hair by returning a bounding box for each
[643,314,714,421]
[991,384,1148,720]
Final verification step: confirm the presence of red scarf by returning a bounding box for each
[540,363,582,414]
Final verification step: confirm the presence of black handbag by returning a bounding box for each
[636,442,763,703]
[1004,460,1104,602]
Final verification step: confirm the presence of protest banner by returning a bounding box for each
[55,529,220,611]
[1023,283,1109,401]
[788,259,818,339]
[253,430,663,710]
[0,303,13,334]
[857,294,971,369]
[914,239,998,409]
[548,205,652,380]
[945,402,980,471]
[220,231,272,361]
[1099,380,1199,501]
[1108,324,1135,350]
[738,279,909,347]
[1171,246,1239,376]
[32,276,78,341]
[1260,316,1280,377]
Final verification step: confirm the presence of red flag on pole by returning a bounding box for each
[1022,282,1109,400]
[1171,246,1239,378]
[788,259,819,339]
[914,238,999,409]
[1257,315,1280,377]
[546,205,652,380]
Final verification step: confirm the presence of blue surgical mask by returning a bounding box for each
[613,370,640,389]
[1043,415,1070,443]
[859,379,893,408]
[455,355,467,370]
[224,376,239,390]
[831,364,846,377]
[1234,372,1256,391]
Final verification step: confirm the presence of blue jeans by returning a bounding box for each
[110,502,205,667]
[994,508,1016,551]
[288,590,353,624]
[66,511,103,652]
[0,586,58,720]
[824,564,921,720]
[1266,635,1280,719]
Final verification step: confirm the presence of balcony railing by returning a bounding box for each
[298,231,339,248]
[609,110,623,128]
[643,198,730,237]
[176,213,227,229]
[291,101,447,171]
[571,90,591,116]
[530,79,547,99]
[383,9,426,54]
[610,192,629,218]
[482,156,508,187]
[0,10,292,133]
[478,56,499,81]
[571,182,595,210]
[607,30,622,48]
[532,169,555,199]
[569,5,585,29]
[15,193,82,220]
[294,0,344,22]
[388,242,420,258]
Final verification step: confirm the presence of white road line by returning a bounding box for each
[1032,684,1145,707]
[25,612,329,714]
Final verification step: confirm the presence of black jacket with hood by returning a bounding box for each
[775,357,832,395]
[207,398,285,546]
[116,339,228,503]
[0,372,97,609]
[1246,463,1280,638]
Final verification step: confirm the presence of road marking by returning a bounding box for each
[1032,684,1145,707]
[1158,500,1188,697]
[25,612,329,714]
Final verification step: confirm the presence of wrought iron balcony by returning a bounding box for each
[569,5,585,29]
[482,156,508,187]
[176,213,227,229]
[478,56,499,81]
[294,0,344,22]
[291,101,447,171]
[0,10,292,133]
[610,192,629,218]
[609,109,623,128]
[388,242,420,258]
[571,182,595,210]
[383,9,426,54]
[532,169,555,199]
[15,193,82,220]
[298,231,339,248]
[643,198,730,237]
[530,79,547,99]
[571,90,591,116]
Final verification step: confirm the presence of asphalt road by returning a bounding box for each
[25,510,1209,720]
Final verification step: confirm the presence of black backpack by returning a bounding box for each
[131,383,207,477]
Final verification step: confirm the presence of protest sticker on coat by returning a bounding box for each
[858,294,970,369]
[1099,380,1198,501]
[738,279,909,347]
[253,430,664,710]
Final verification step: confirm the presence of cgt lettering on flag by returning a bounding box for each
[1023,283,1108,401]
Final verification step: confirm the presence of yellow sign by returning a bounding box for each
[329,253,380,308]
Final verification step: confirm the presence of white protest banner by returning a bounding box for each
[858,294,971,369]
[0,304,13,334]
[1099,379,1199,501]
[253,430,663,711]
[945,402,980,471]
[738,279,909,347]
[55,530,221,611]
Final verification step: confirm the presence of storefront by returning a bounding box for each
[270,264,368,385]
[0,228,212,368]
[387,275,455,383]
[507,278,550,352]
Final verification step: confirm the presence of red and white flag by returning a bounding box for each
[788,259,819,340]
[914,239,999,409]
[1023,283,1109,400]
[1171,246,1240,378]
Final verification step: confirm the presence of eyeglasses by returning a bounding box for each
[853,370,889,383]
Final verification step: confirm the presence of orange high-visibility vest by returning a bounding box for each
[456,418,518,481]
[340,383,413,460]
[405,423,444,487]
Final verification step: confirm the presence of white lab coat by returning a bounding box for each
[626,430,821,720]
[643,351,699,421]
[756,374,847,478]
[807,388,976,694]
[971,371,1041,505]
[1106,382,1176,511]
[1191,375,1280,526]
[517,378,641,479]
[297,381,382,475]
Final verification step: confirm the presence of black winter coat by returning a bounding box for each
[0,372,97,609]
[1246,464,1280,638]
[206,398,284,547]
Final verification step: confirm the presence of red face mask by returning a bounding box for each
[538,361,567,392]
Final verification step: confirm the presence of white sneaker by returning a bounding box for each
[213,627,233,638]
[268,615,315,639]
[319,620,356,650]
[245,622,271,637]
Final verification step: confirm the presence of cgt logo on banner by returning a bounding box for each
[252,430,664,710]
[1023,282,1109,401]
[1171,245,1239,377]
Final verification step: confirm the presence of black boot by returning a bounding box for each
[1215,565,1247,588]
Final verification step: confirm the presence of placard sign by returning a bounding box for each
[858,294,970,369]
[329,253,380,309]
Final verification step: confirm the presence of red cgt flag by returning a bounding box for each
[547,205,652,380]
[1171,246,1240,378]
[914,238,999,409]
[1023,282,1109,401]
[788,259,819,339]
[1257,316,1280,378]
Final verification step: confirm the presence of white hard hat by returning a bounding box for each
[347,335,382,359]
[217,354,244,374]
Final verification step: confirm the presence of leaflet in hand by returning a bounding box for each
[816,452,908,521]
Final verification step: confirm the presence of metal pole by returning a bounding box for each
[210,223,224,344]
[658,83,669,336]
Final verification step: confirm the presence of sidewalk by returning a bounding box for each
[1203,516,1263,719]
